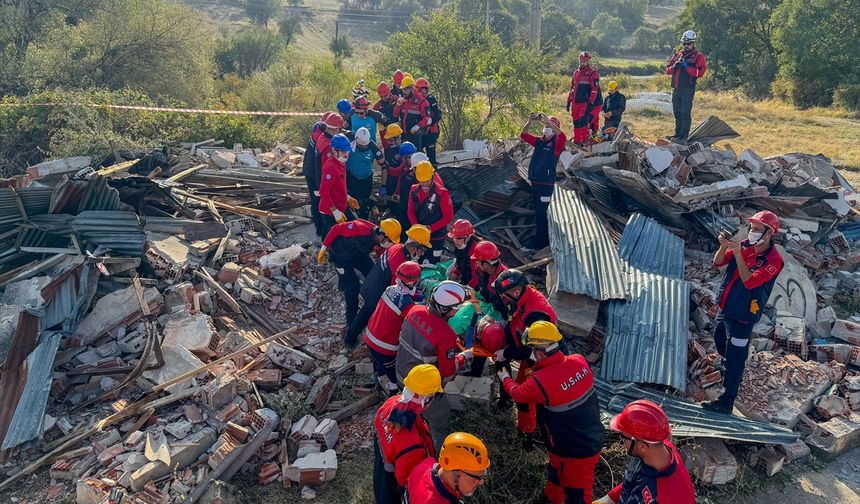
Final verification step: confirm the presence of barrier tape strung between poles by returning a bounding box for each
[0,102,325,117]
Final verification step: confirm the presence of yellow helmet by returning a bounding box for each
[522,321,562,348]
[415,160,435,183]
[403,72,414,81]
[403,364,443,396]
[400,76,416,89]
[384,124,403,139]
[439,432,490,472]
[608,80,619,92]
[406,224,432,248]
[379,218,401,244]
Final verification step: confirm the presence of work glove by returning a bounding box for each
[497,368,510,382]
[410,125,420,134]
[347,196,360,210]
[593,497,617,504]
[313,190,320,197]
[673,60,683,70]
[378,186,387,197]
[317,247,328,265]
[493,348,506,362]
[682,60,689,68]
[458,349,474,367]
[333,209,346,223]
[397,97,406,105]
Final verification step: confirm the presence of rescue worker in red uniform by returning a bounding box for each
[493,269,557,445]
[303,112,342,237]
[499,321,604,504]
[363,261,424,396]
[447,219,481,288]
[318,133,360,236]
[396,281,472,452]
[394,76,431,152]
[391,70,405,97]
[373,364,442,504]
[415,78,442,165]
[594,400,696,504]
[346,225,431,349]
[471,241,508,315]
[318,218,401,332]
[520,113,565,250]
[404,432,490,503]
[395,150,428,236]
[666,30,708,143]
[702,210,783,414]
[566,51,601,145]
[374,82,400,149]
[408,161,454,265]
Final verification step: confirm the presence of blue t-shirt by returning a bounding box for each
[346,145,376,179]
[351,114,377,143]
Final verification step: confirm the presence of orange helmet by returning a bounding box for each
[610,400,671,443]
[448,219,475,239]
[470,241,500,262]
[439,432,490,472]
[415,78,430,91]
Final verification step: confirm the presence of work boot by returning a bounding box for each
[700,400,733,414]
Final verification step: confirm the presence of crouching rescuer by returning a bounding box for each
[499,321,604,504]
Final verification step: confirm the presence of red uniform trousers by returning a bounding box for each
[589,104,602,135]
[571,102,591,143]
[514,363,537,434]
[544,452,601,504]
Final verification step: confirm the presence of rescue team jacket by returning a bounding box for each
[383,146,401,170]
[603,92,627,121]
[322,219,377,262]
[317,156,348,216]
[715,242,783,324]
[373,98,398,126]
[363,284,422,357]
[476,262,508,316]
[403,458,460,504]
[568,66,600,106]
[425,94,442,134]
[666,49,708,90]
[395,92,432,132]
[408,180,454,239]
[451,237,480,288]
[521,132,565,186]
[359,243,411,313]
[502,286,558,362]
[395,305,462,383]
[374,395,435,487]
[503,352,604,459]
[607,441,696,504]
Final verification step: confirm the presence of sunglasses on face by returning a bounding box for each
[461,470,487,483]
[682,42,694,46]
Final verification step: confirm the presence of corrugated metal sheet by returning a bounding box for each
[0,331,63,450]
[437,158,519,206]
[618,213,685,279]
[595,378,798,444]
[453,205,493,238]
[0,187,53,233]
[49,175,122,214]
[72,211,145,257]
[687,116,739,145]
[548,186,627,300]
[689,209,739,238]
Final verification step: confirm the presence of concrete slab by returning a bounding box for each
[162,311,219,358]
[445,375,496,411]
[130,427,216,491]
[142,345,206,394]
[806,413,860,460]
[680,438,738,485]
[768,245,818,323]
[74,286,163,345]
[285,449,338,485]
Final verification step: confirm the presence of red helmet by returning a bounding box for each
[748,210,779,234]
[353,97,370,110]
[320,111,333,124]
[579,51,592,62]
[415,78,429,91]
[609,400,671,443]
[448,219,475,239]
[377,81,390,97]
[324,113,344,129]
[470,241,500,262]
[396,261,422,284]
[548,115,560,127]
[393,70,404,86]
[476,318,506,353]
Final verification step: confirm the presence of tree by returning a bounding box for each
[771,0,860,107]
[278,15,303,46]
[384,10,545,148]
[541,7,581,56]
[329,34,353,64]
[245,0,281,26]
[24,0,215,105]
[216,28,285,77]
[589,13,625,55]
[615,0,647,33]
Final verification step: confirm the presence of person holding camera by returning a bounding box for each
[666,30,708,143]
[520,113,565,250]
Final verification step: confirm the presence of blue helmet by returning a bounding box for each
[398,142,417,157]
[336,99,352,115]
[330,133,353,153]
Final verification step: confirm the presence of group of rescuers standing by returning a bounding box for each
[300,31,785,503]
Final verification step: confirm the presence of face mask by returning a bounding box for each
[747,231,764,245]
[454,239,468,250]
[336,154,349,163]
[543,127,554,138]
[380,240,393,249]
[400,388,428,407]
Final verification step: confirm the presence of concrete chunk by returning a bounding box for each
[75,286,163,345]
[130,427,216,491]
[445,376,496,411]
[806,412,860,459]
[285,449,338,485]
[162,311,219,358]
[142,345,206,394]
[680,438,738,485]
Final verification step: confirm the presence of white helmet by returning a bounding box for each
[355,127,371,146]
[681,30,697,43]
[431,281,466,309]
[410,152,429,166]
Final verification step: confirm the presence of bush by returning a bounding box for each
[216,28,286,78]
[834,85,860,114]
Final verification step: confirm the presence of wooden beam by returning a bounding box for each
[94,158,139,177]
[325,393,381,422]
[193,269,242,313]
[166,163,207,183]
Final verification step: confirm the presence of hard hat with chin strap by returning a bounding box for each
[448,219,475,239]
[610,399,671,443]
[402,363,443,396]
[681,30,697,43]
[395,261,422,284]
[378,218,401,244]
[406,224,432,248]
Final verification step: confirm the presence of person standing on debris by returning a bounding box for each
[347,127,387,219]
[602,81,626,133]
[318,217,401,328]
[373,363,442,504]
[363,261,425,396]
[520,113,565,250]
[415,78,442,166]
[493,268,557,445]
[318,133,361,236]
[666,30,708,143]
[375,82,400,148]
[447,219,482,288]
[499,321,604,504]
[471,241,508,314]
[594,400,695,504]
[702,211,783,414]
[397,281,473,452]
[303,112,338,238]
[567,51,600,145]
[394,76,432,152]
[407,161,454,265]
[404,432,489,503]
[345,224,432,349]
